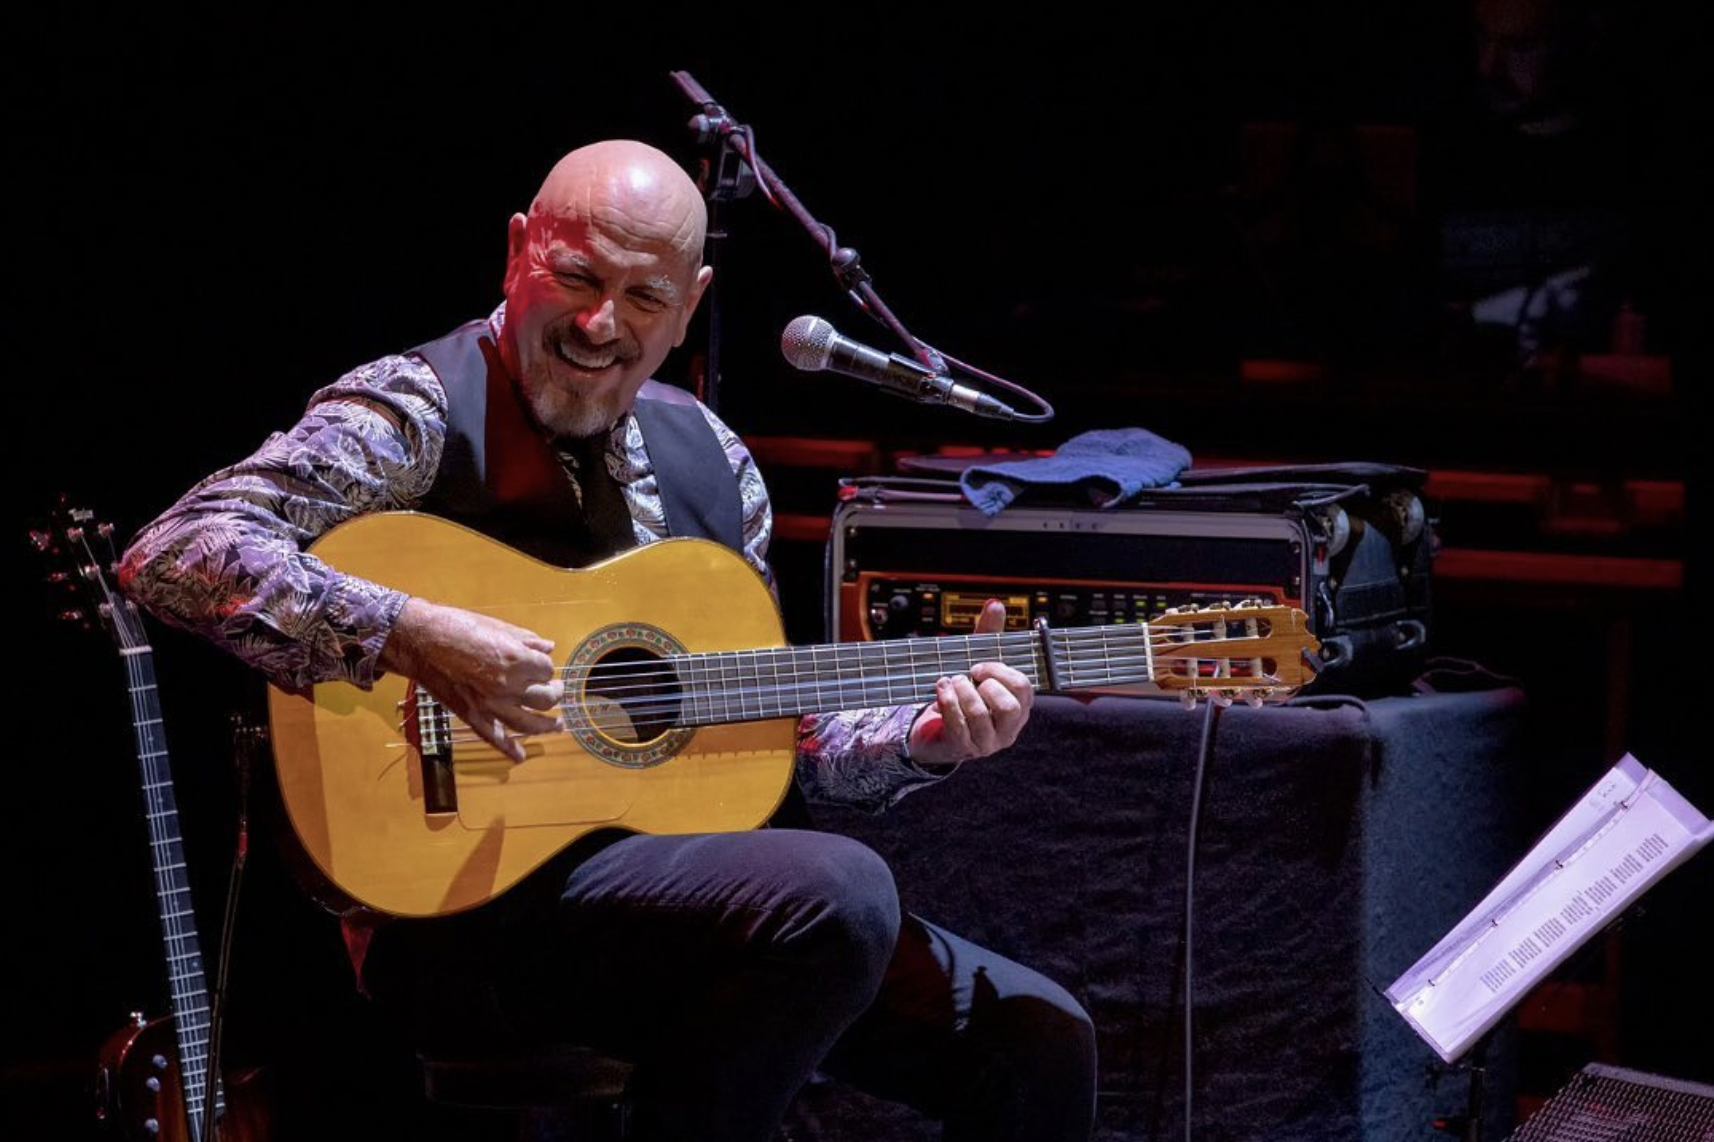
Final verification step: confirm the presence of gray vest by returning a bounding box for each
[410,319,743,566]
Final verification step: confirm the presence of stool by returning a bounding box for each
[419,1043,635,1141]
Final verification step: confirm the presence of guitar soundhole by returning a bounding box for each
[583,645,682,744]
[567,622,695,768]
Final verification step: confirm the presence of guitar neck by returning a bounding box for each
[122,646,224,1137]
[674,623,1145,724]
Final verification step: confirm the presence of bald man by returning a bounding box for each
[122,140,1096,1141]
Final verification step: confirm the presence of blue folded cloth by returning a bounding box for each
[959,427,1193,516]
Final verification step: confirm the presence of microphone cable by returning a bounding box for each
[1182,692,1228,1142]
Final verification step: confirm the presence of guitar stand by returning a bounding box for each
[200,714,267,1140]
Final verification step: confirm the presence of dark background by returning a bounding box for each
[8,4,1709,1139]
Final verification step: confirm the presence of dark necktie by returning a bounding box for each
[559,433,636,565]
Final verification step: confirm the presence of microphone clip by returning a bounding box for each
[688,111,756,204]
[830,246,870,293]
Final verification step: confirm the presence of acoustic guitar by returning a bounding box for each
[34,505,235,1142]
[264,511,1320,919]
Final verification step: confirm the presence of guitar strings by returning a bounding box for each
[426,620,1290,741]
[430,643,1286,746]
[123,650,218,1117]
[556,622,1276,686]
[560,623,1281,700]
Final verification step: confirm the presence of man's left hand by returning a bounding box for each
[907,599,1034,768]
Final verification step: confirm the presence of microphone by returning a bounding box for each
[780,316,1019,420]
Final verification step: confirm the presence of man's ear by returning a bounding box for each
[674,265,715,346]
[501,213,530,294]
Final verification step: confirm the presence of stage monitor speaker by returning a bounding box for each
[1508,1063,1714,1141]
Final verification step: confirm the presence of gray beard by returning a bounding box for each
[519,368,622,440]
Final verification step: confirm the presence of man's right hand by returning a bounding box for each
[378,597,565,762]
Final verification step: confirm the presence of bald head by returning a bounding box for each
[529,140,708,276]
[500,140,714,439]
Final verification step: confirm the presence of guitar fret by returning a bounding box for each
[891,642,915,699]
[905,640,929,701]
[854,643,870,706]
[761,647,786,719]
[741,649,764,719]
[809,644,830,711]
[673,655,693,724]
[880,640,901,705]
[724,652,745,720]
[862,641,890,706]
[907,640,935,698]
[740,651,761,720]
[908,639,933,704]
[787,645,804,720]
[707,652,729,723]
[728,651,747,721]
[695,653,715,723]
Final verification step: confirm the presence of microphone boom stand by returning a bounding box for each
[669,69,947,378]
[669,69,1053,425]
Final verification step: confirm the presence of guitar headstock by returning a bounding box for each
[27,498,148,653]
[1147,600,1320,705]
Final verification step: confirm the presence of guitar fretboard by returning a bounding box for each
[123,646,223,1140]
[670,624,1161,723]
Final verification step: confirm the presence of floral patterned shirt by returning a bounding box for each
[119,305,942,814]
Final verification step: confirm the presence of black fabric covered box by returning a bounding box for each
[796,669,1531,1141]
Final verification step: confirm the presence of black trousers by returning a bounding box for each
[362,827,1097,1142]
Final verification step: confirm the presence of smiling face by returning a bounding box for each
[499,140,712,440]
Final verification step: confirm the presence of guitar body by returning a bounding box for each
[267,513,799,919]
[96,1017,272,1142]
[96,1015,188,1141]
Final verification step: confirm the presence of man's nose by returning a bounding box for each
[579,297,618,342]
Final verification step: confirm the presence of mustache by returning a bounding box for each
[553,322,637,363]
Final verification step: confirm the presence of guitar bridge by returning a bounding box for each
[407,684,458,815]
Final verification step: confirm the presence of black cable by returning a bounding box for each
[1182,693,1227,1142]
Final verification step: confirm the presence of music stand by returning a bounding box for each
[1384,753,1712,1140]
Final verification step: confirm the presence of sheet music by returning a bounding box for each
[1385,753,1713,1063]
